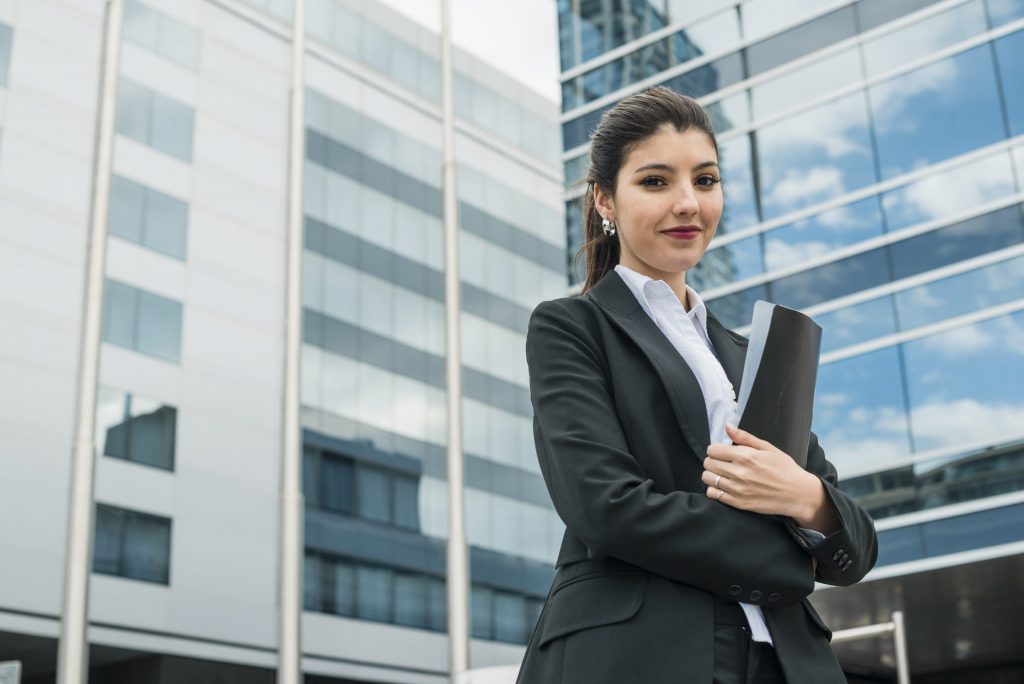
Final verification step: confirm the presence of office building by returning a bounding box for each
[558,0,1024,680]
[0,0,563,681]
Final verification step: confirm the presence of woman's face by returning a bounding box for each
[596,125,723,281]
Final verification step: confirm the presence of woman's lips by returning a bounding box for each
[662,227,700,239]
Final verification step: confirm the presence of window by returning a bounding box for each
[116,79,194,161]
[304,552,541,642]
[101,279,183,362]
[95,387,176,470]
[122,0,200,69]
[0,22,11,87]
[303,448,421,531]
[93,504,172,584]
[995,29,1024,137]
[108,176,188,258]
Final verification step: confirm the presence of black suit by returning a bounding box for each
[516,270,878,683]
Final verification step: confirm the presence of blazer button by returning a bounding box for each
[749,589,763,602]
[767,592,781,603]
[729,584,742,596]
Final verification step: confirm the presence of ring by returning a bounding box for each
[717,489,725,502]
[713,474,722,489]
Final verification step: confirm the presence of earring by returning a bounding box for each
[602,217,616,237]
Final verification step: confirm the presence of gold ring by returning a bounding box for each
[717,489,724,502]
[714,474,722,489]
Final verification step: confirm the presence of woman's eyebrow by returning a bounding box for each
[633,161,719,174]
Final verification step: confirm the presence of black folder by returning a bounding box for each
[735,301,822,469]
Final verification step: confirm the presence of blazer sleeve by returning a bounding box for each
[527,299,815,606]
[781,433,879,586]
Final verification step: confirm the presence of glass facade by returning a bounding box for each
[95,386,177,471]
[93,504,172,585]
[0,21,11,87]
[559,0,1024,543]
[300,77,563,644]
[108,175,188,259]
[101,279,184,363]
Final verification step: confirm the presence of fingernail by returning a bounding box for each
[726,423,736,431]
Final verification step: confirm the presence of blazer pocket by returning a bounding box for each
[538,572,648,649]
[801,597,833,641]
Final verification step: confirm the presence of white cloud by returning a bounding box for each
[764,237,830,270]
[907,398,1024,452]
[767,165,844,209]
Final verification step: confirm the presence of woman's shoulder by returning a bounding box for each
[529,293,603,327]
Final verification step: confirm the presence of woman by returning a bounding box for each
[517,87,877,683]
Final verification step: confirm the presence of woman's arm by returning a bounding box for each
[527,299,815,606]
[701,422,879,586]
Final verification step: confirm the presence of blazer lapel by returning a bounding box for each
[586,271,711,462]
[704,310,748,391]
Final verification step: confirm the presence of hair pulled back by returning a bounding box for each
[572,86,718,295]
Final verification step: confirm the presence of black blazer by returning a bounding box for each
[516,270,878,684]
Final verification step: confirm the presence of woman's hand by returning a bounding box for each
[702,424,840,533]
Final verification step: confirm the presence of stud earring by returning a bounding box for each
[602,217,616,237]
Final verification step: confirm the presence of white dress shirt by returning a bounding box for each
[612,263,777,644]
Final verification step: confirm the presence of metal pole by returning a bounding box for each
[892,610,910,684]
[439,0,470,680]
[277,1,306,683]
[56,1,124,682]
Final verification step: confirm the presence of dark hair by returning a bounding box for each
[572,86,719,295]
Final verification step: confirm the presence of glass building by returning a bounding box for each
[559,0,1024,680]
[0,0,563,681]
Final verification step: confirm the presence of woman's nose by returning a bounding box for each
[672,186,700,216]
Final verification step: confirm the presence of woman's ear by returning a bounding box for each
[594,185,615,222]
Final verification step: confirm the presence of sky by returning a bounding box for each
[377,0,562,102]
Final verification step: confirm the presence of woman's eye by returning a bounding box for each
[640,176,666,187]
[696,174,721,187]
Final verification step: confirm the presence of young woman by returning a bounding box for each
[517,87,878,683]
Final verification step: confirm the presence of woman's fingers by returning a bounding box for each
[725,423,777,453]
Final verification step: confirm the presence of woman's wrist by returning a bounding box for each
[790,471,840,533]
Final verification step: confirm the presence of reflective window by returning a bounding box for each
[302,446,421,532]
[662,51,745,102]
[108,176,188,259]
[814,346,912,474]
[881,150,1017,232]
[751,48,861,122]
[1015,145,1024,187]
[93,504,171,584]
[987,0,1024,27]
[869,46,1005,180]
[856,0,945,32]
[740,0,825,42]
[718,134,759,233]
[764,196,885,272]
[706,283,767,330]
[815,295,898,354]
[995,30,1024,137]
[691,234,763,291]
[889,204,1024,281]
[842,442,1024,521]
[0,22,11,86]
[123,0,200,69]
[706,90,750,134]
[861,1,987,77]
[745,6,857,77]
[771,246,891,310]
[235,0,292,22]
[896,255,1024,330]
[116,79,194,161]
[756,92,877,220]
[101,280,183,363]
[95,387,176,471]
[902,310,1024,453]
[356,566,393,622]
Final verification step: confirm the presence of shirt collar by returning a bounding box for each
[613,263,708,334]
